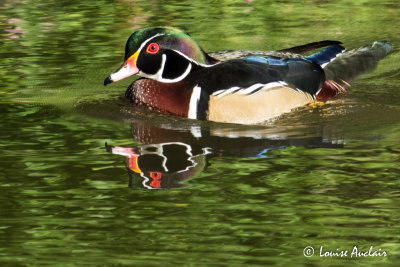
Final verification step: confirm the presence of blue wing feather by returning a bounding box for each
[306,44,345,66]
[244,56,287,66]
[243,55,324,95]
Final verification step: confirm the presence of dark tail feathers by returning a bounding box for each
[323,41,393,83]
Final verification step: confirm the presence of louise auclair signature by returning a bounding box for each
[303,245,387,258]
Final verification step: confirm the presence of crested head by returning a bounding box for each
[124,27,209,65]
[104,26,217,85]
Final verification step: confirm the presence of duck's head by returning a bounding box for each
[104,27,216,85]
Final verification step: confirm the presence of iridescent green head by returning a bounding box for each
[104,27,214,85]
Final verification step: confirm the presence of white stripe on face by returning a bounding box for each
[139,54,193,83]
[135,33,194,83]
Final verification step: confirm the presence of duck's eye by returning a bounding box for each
[146,43,159,54]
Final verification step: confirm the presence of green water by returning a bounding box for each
[1,0,400,266]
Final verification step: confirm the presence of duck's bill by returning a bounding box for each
[104,55,139,86]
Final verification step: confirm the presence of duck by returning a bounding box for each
[104,27,392,124]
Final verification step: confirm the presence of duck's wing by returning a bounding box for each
[208,50,303,61]
[201,44,345,97]
[208,40,343,62]
[277,40,342,54]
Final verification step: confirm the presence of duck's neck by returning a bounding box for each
[126,78,192,117]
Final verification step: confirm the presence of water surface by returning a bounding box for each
[1,0,400,266]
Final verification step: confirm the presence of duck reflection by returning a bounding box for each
[106,117,343,189]
[107,142,209,189]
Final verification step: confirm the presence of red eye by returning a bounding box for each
[146,43,159,54]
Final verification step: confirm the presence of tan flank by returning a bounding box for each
[208,86,314,124]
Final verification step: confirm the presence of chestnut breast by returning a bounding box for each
[126,78,192,117]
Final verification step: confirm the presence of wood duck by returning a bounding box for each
[104,27,392,124]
